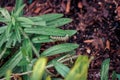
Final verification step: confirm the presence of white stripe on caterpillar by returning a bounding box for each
[50,34,69,41]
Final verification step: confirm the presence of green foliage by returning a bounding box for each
[0,0,79,79]
[41,43,79,57]
[46,76,51,80]
[100,58,110,80]
[31,57,47,80]
[53,60,70,77]
[112,71,120,80]
[117,74,120,80]
[0,51,22,77]
[5,70,12,80]
[1,0,117,80]
[65,55,92,80]
[112,71,117,80]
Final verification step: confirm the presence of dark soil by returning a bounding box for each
[1,0,120,80]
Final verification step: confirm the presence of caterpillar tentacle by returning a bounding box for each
[50,34,69,41]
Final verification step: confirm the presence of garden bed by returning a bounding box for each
[0,0,120,80]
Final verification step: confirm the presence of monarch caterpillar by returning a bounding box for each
[50,34,69,41]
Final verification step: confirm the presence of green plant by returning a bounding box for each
[100,58,110,80]
[100,58,120,80]
[0,0,79,79]
[65,55,93,80]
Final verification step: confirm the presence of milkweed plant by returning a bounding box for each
[0,0,93,80]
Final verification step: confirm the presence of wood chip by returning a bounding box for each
[116,6,120,19]
[78,2,83,9]
[84,39,94,43]
[34,7,41,14]
[65,0,71,13]
[105,40,110,50]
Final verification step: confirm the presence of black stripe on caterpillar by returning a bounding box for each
[50,34,69,41]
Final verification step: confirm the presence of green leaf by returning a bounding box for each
[0,8,11,20]
[41,43,79,57]
[17,17,34,24]
[6,33,17,47]
[65,55,91,80]
[14,0,23,16]
[0,17,9,23]
[112,71,117,80]
[32,30,77,43]
[52,78,62,80]
[20,23,32,27]
[24,27,76,36]
[0,33,7,47]
[0,51,22,77]
[65,30,77,36]
[46,76,51,80]
[5,70,12,80]
[15,25,21,43]
[53,60,70,77]
[14,4,25,16]
[11,16,15,26]
[32,35,54,43]
[21,21,46,27]
[47,18,72,27]
[5,23,12,38]
[33,21,46,26]
[31,57,47,80]
[117,74,120,80]
[21,39,32,61]
[100,58,110,80]
[22,21,46,26]
[34,44,41,53]
[28,13,63,22]
[0,26,7,34]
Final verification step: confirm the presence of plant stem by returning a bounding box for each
[19,27,40,58]
[0,55,79,80]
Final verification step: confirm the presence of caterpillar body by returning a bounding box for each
[50,34,69,41]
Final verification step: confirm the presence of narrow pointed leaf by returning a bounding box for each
[0,17,9,22]
[0,33,7,47]
[5,70,12,80]
[5,23,12,38]
[31,57,47,80]
[65,55,91,80]
[21,23,32,27]
[0,8,11,20]
[24,27,77,36]
[47,18,72,27]
[17,17,34,24]
[14,0,23,16]
[32,35,54,43]
[28,14,63,22]
[41,43,79,57]
[0,26,7,34]
[100,58,110,80]
[53,61,70,77]
[6,33,15,48]
[112,71,117,80]
[117,74,120,80]
[46,76,51,80]
[15,26,21,42]
[14,4,25,16]
[0,51,22,77]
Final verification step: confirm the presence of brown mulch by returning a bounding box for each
[1,0,120,80]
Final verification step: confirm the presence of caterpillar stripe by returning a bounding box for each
[50,34,69,41]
